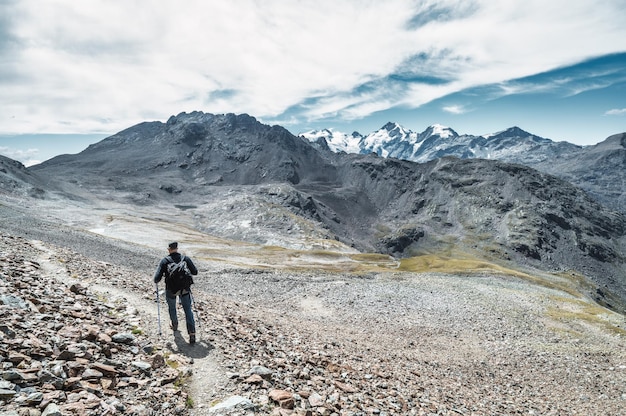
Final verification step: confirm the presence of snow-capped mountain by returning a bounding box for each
[299,129,363,154]
[300,122,460,160]
[300,123,581,165]
[301,122,626,213]
[360,122,419,158]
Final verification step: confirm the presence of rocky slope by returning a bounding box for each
[31,112,333,192]
[534,132,626,214]
[0,232,193,415]
[17,112,626,313]
[303,125,626,214]
[1,205,625,415]
[0,155,48,199]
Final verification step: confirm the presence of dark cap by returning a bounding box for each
[168,242,178,249]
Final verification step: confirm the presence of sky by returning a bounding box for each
[1,0,625,166]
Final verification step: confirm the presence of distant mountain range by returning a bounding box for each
[0,112,624,312]
[300,124,626,213]
[300,124,581,164]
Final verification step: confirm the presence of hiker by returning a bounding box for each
[154,242,198,344]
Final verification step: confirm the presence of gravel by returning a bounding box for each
[1,201,625,415]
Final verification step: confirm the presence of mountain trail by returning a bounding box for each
[29,238,231,415]
[3,223,626,415]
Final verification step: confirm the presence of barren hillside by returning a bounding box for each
[1,201,625,415]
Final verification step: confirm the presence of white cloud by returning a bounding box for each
[442,105,466,115]
[0,0,625,134]
[605,108,626,116]
[0,146,40,166]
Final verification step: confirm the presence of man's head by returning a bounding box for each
[168,242,178,253]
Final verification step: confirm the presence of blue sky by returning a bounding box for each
[1,1,625,166]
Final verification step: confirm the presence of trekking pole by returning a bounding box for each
[155,283,162,336]
[189,288,201,339]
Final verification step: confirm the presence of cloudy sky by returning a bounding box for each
[1,0,625,165]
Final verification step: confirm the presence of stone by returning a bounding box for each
[308,393,325,407]
[244,374,264,384]
[8,352,30,364]
[41,403,62,416]
[0,295,28,309]
[69,284,87,295]
[39,370,64,390]
[151,354,165,369]
[91,363,117,375]
[81,368,104,379]
[0,388,17,399]
[0,324,16,338]
[25,391,44,404]
[55,350,76,361]
[111,333,135,345]
[249,365,274,379]
[2,369,36,382]
[269,389,295,409]
[334,380,358,393]
[131,361,152,373]
[0,380,15,389]
[100,378,116,390]
[208,395,254,413]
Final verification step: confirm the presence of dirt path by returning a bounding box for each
[31,239,232,415]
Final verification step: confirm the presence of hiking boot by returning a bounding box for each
[170,322,178,332]
[189,334,196,344]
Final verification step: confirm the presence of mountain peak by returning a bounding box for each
[492,126,535,138]
[380,122,409,136]
[370,122,416,142]
[299,128,363,154]
[422,124,458,139]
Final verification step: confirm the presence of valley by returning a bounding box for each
[1,198,625,415]
[1,111,625,414]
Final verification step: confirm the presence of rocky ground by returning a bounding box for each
[1,204,626,415]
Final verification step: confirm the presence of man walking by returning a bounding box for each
[154,242,198,344]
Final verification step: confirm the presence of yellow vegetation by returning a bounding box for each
[546,296,626,336]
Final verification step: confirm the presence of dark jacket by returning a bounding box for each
[153,252,198,291]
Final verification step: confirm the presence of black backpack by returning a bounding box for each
[165,255,194,293]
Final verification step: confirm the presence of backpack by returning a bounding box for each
[165,255,194,293]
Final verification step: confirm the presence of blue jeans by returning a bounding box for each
[165,289,195,335]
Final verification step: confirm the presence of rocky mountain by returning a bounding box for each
[301,124,626,213]
[533,132,626,214]
[0,154,47,199]
[33,112,332,189]
[303,128,364,154]
[15,111,626,313]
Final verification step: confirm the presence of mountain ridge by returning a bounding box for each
[300,123,626,213]
[300,124,579,162]
[6,111,625,313]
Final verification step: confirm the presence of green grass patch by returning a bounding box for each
[185,396,194,408]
